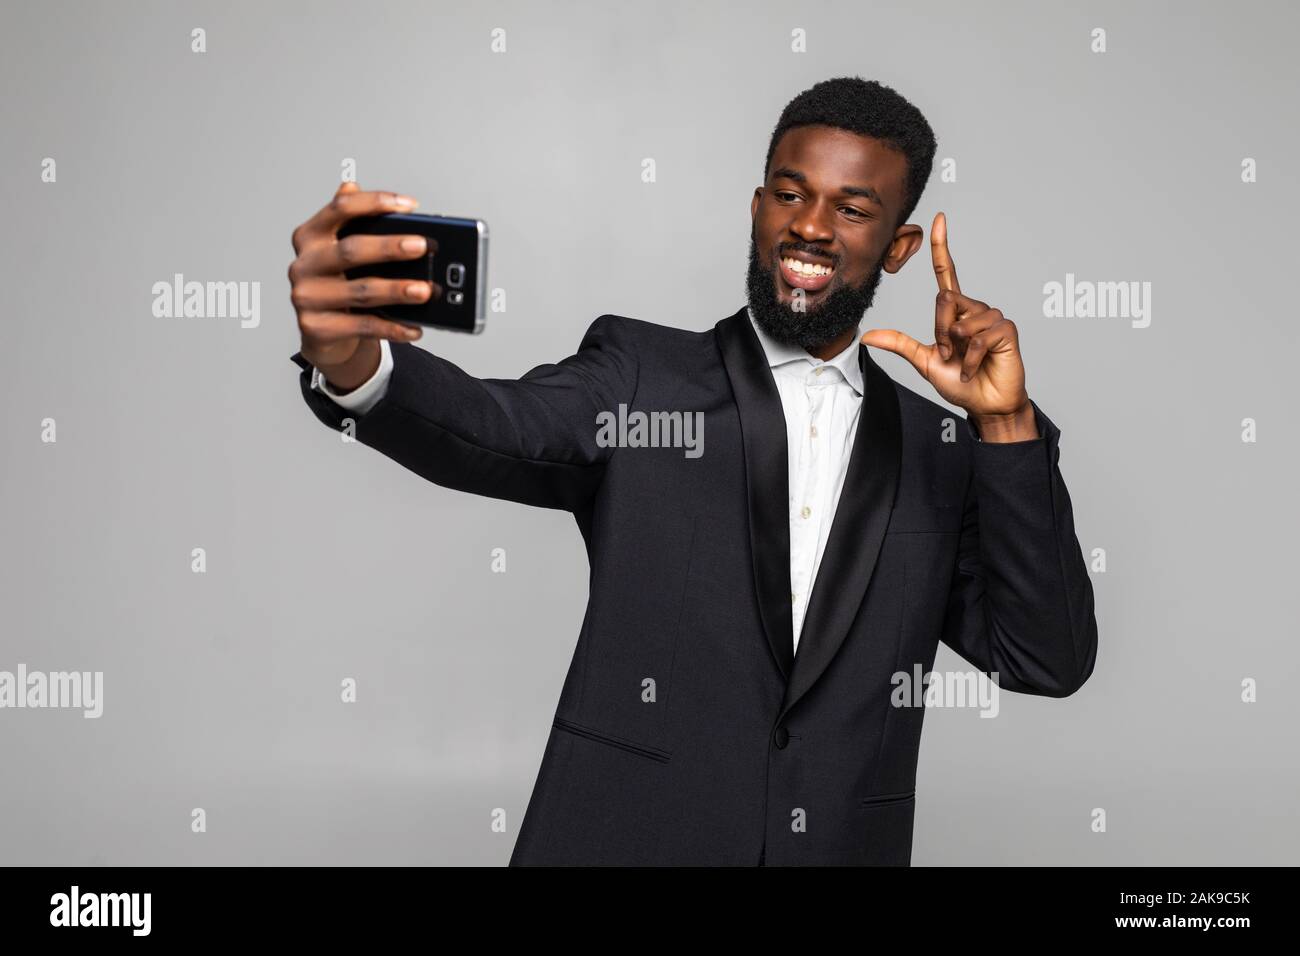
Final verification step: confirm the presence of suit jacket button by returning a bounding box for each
[774,727,790,749]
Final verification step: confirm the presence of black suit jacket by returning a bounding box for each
[290,305,1098,866]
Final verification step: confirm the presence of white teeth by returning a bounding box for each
[782,257,833,277]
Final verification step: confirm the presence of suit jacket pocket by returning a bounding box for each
[859,789,916,808]
[553,716,672,763]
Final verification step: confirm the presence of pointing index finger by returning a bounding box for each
[931,211,961,295]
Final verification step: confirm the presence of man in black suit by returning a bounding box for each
[287,77,1098,865]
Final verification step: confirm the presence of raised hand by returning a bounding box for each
[859,212,1037,442]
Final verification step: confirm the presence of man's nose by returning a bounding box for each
[789,201,834,242]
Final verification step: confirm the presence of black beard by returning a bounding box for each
[745,231,885,353]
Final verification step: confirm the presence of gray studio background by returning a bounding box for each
[2,0,1296,866]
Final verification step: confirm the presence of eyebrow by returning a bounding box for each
[770,166,884,209]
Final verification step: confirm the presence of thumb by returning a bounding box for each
[860,328,931,378]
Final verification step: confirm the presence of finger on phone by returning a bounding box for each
[292,275,441,312]
[297,233,439,278]
[300,311,423,342]
[307,187,420,238]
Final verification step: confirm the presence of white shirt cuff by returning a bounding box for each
[310,338,394,415]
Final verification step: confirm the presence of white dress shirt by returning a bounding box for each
[308,310,866,655]
[743,308,864,654]
[309,337,394,415]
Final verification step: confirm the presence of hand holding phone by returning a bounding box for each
[337,211,487,334]
[287,182,488,391]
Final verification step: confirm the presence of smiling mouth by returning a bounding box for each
[777,255,835,294]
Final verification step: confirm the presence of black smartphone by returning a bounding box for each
[335,212,488,333]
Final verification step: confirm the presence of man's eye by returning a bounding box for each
[841,207,867,218]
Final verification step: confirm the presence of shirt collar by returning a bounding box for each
[746,306,864,396]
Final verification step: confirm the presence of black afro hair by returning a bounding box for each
[764,76,938,232]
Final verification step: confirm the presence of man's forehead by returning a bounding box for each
[770,128,906,204]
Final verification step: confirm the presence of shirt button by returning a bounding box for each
[810,424,818,437]
[814,366,824,375]
[800,505,811,519]
[790,591,796,603]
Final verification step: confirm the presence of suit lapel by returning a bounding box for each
[715,306,903,710]
[781,341,901,718]
[715,307,795,680]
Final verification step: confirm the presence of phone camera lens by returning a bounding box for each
[447,263,465,288]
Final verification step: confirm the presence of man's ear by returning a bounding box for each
[881,223,924,274]
[750,187,763,220]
